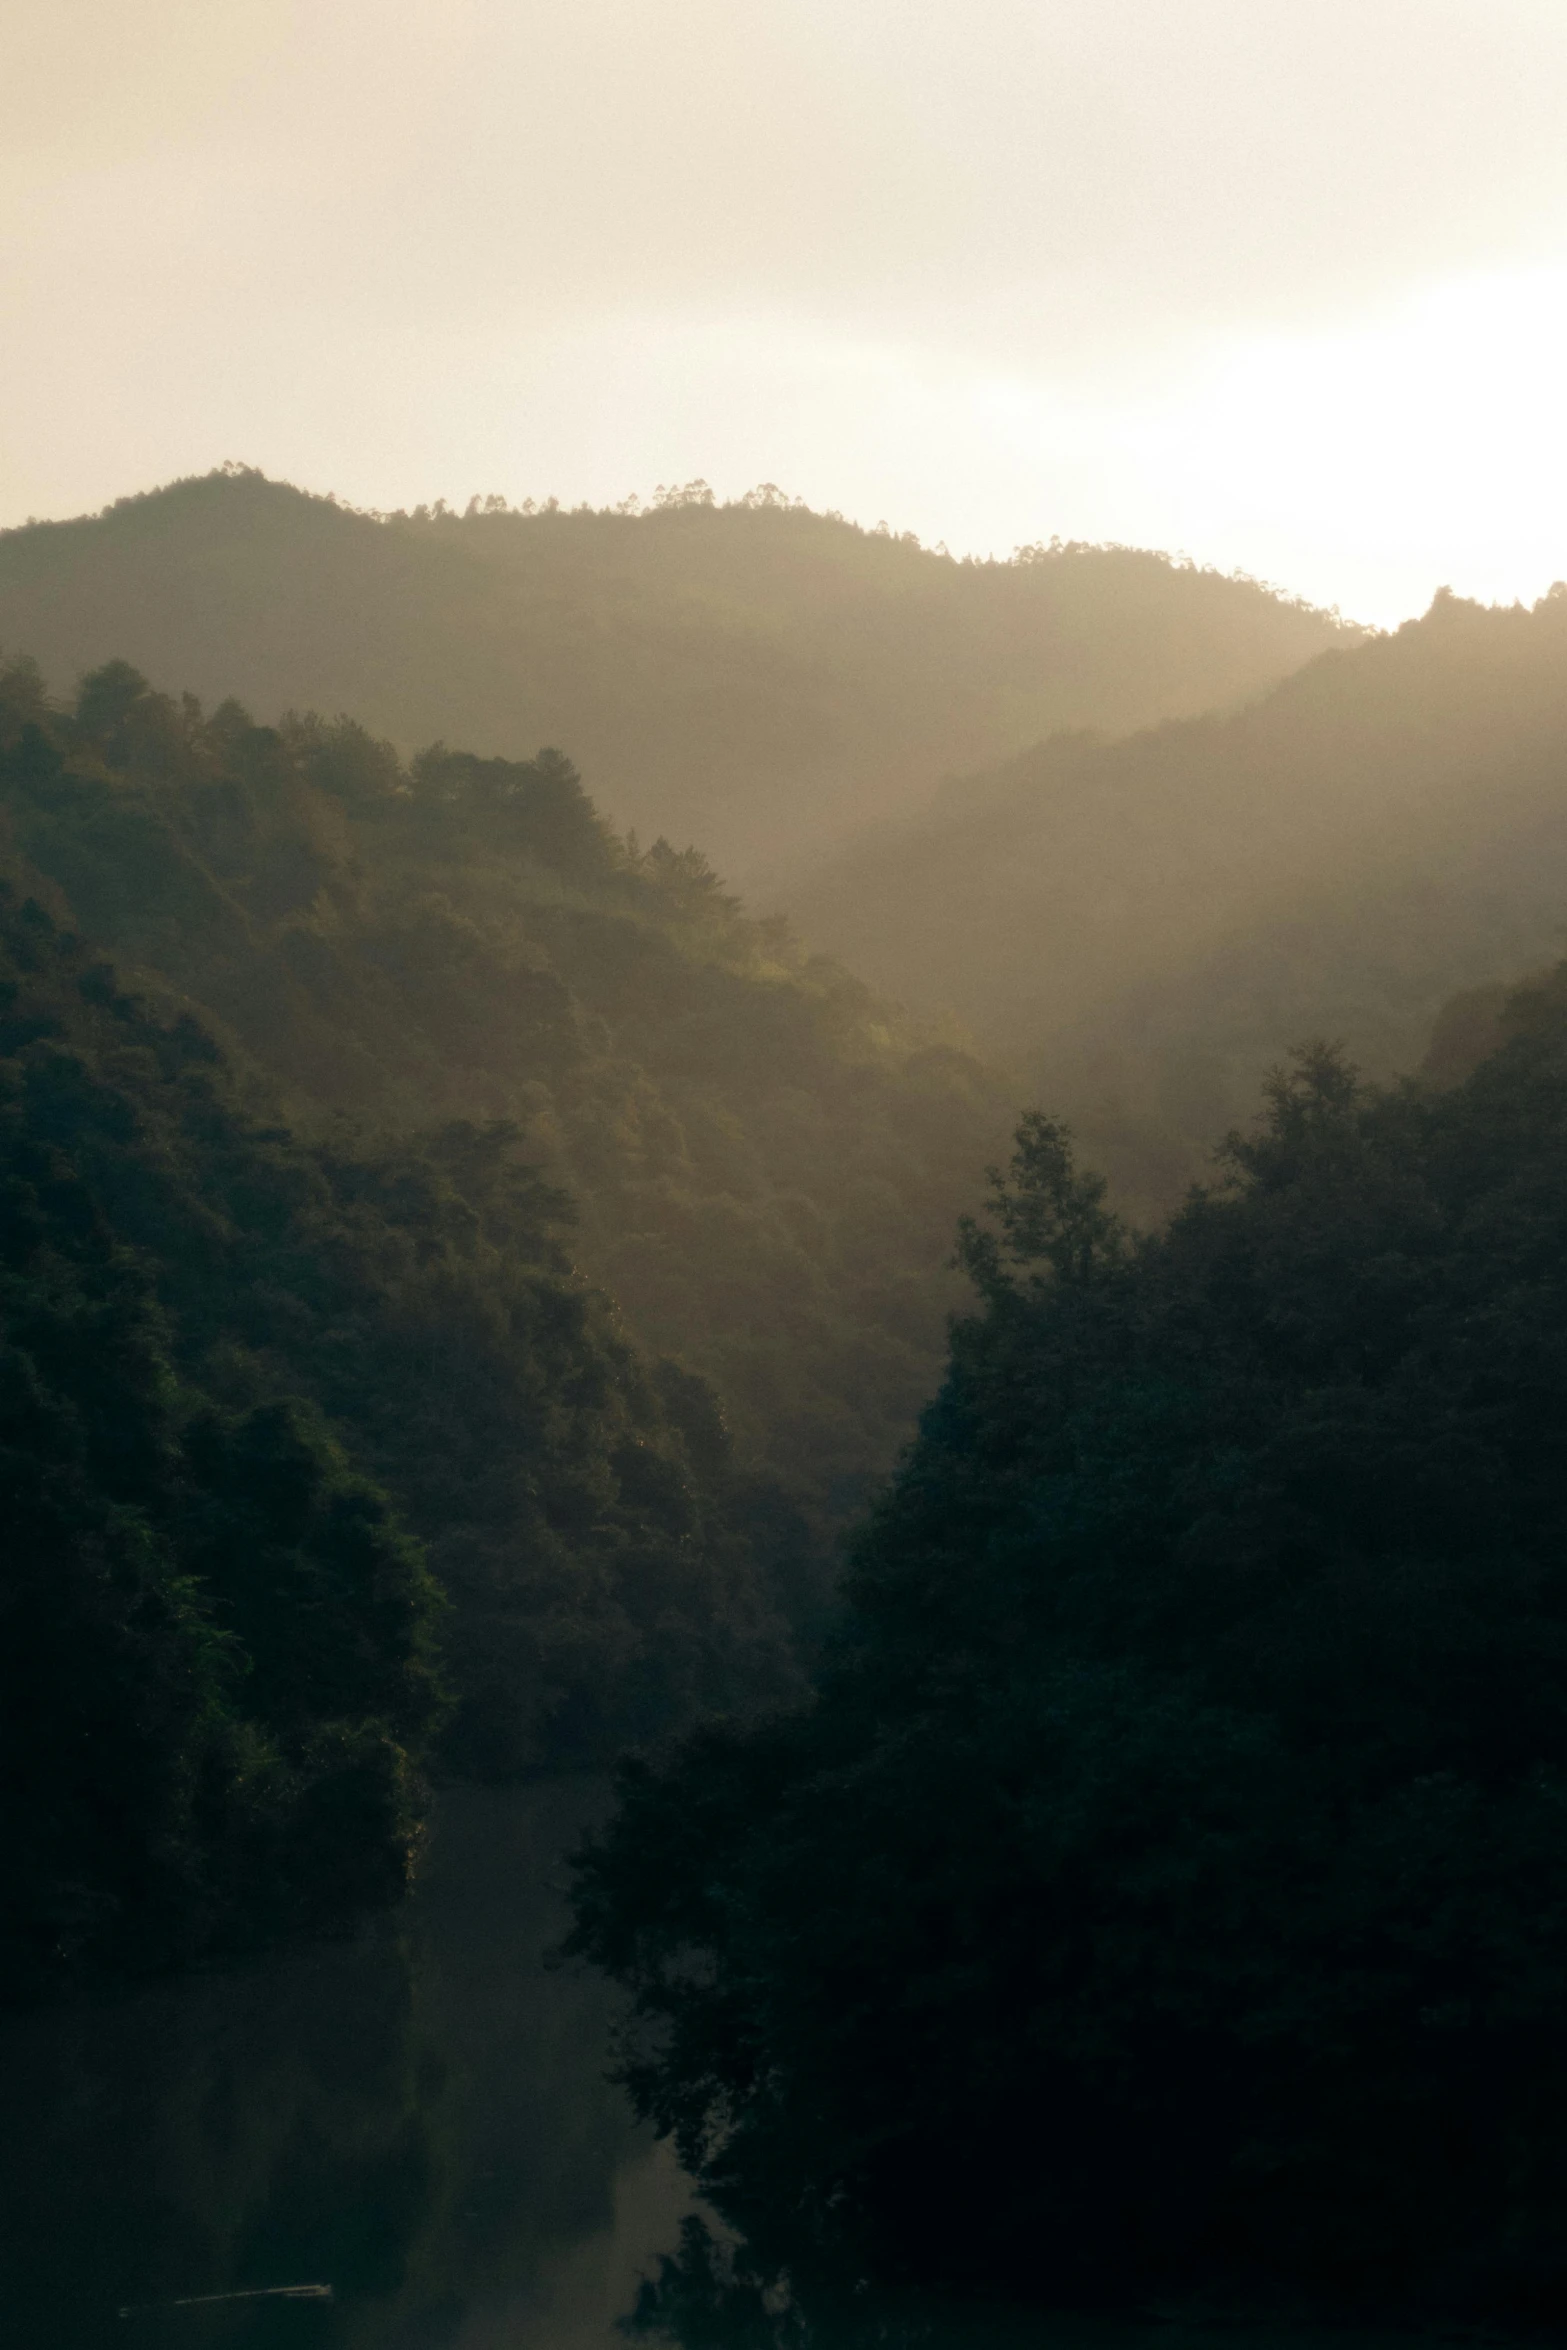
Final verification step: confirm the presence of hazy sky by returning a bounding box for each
[5,0,1567,621]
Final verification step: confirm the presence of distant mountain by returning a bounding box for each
[0,468,1355,883]
[787,585,1567,1215]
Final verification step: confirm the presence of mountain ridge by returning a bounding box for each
[0,466,1359,884]
[0,648,1015,1623]
[783,582,1567,1213]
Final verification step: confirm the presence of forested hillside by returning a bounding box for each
[574,965,1567,2322]
[0,867,809,1998]
[0,468,1353,882]
[0,884,437,1997]
[0,651,1013,1640]
[789,584,1567,1215]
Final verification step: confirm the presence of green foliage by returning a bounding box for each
[571,977,1567,2318]
[0,871,790,1998]
[0,466,1353,882]
[0,657,1013,1613]
[955,1109,1124,1301]
[0,900,441,1997]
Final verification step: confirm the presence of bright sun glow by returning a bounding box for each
[3,0,1566,625]
[406,262,1567,627]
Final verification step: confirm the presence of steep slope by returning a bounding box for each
[0,468,1355,882]
[789,585,1567,1213]
[0,653,1013,1613]
[573,975,1567,2317]
[0,893,441,1995]
[0,873,796,1998]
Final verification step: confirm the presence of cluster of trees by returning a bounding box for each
[0,647,1020,1994]
[572,965,1567,2321]
[0,887,439,1995]
[0,650,1014,1608]
[0,871,795,1998]
[0,466,1353,883]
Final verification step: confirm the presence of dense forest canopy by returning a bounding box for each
[0,871,807,1999]
[0,468,1354,883]
[789,583,1567,1217]
[572,966,1567,2322]
[0,649,1016,1795]
[0,890,443,1996]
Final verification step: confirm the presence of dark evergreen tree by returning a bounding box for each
[572,968,1567,2320]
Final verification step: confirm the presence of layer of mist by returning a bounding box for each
[7,461,1567,2332]
[787,581,1567,1215]
[0,468,1355,885]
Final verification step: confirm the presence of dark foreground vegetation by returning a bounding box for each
[572,965,1567,2321]
[0,875,441,1997]
[0,647,1008,1997]
[0,885,800,2000]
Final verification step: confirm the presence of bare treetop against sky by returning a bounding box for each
[5,0,1566,621]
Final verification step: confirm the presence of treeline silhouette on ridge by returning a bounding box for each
[789,581,1567,1220]
[0,467,1355,885]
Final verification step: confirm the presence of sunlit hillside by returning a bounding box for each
[788,583,1567,1213]
[0,468,1356,882]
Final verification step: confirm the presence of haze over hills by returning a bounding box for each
[0,642,1024,1986]
[0,467,1357,884]
[0,653,1012,1647]
[13,0,1567,2313]
[10,473,1567,2021]
[788,582,1567,1213]
[16,494,1567,2316]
